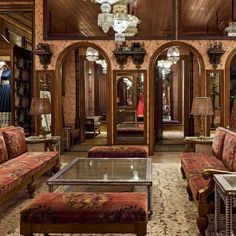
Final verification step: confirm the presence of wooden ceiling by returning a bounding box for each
[45,0,236,39]
[0,0,234,40]
[45,0,174,39]
[180,0,234,37]
[0,1,33,40]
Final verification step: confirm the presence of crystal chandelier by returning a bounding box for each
[167,46,180,64]
[225,22,236,37]
[112,1,129,41]
[124,15,140,37]
[97,1,119,33]
[91,0,140,41]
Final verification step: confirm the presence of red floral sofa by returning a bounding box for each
[0,126,60,204]
[181,127,236,235]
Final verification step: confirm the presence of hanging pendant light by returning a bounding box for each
[86,47,99,61]
[167,46,180,64]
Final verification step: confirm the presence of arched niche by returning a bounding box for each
[149,41,206,155]
[54,42,112,145]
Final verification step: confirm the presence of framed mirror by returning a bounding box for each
[206,69,223,128]
[113,70,146,144]
[36,70,54,134]
[117,76,134,107]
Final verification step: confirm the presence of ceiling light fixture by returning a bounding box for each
[167,46,180,64]
[124,15,140,37]
[86,47,99,61]
[90,0,140,41]
[97,1,115,33]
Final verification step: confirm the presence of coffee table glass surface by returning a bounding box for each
[47,157,151,188]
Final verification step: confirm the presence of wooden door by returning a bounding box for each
[183,54,194,136]
[154,66,163,142]
[75,48,86,142]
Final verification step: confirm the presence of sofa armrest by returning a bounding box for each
[202,168,233,180]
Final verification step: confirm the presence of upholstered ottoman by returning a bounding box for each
[88,146,148,158]
[20,192,147,236]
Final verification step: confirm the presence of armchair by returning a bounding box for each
[85,116,101,136]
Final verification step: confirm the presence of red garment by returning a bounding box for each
[136,94,144,117]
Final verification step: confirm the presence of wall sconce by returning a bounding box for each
[207,42,225,69]
[35,43,53,70]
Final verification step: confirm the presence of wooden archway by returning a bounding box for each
[148,41,206,155]
[54,42,112,145]
[224,49,236,128]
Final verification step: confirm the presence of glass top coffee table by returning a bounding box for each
[47,157,152,216]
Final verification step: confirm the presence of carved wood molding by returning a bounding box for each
[35,43,53,70]
[207,42,225,69]
[113,50,146,69]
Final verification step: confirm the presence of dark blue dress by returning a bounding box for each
[0,67,11,112]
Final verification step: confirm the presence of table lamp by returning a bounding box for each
[29,97,51,138]
[191,97,214,139]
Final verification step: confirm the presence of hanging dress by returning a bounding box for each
[136,94,144,122]
[0,66,11,126]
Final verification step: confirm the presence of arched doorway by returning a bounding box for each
[225,49,236,128]
[149,41,206,154]
[54,42,112,150]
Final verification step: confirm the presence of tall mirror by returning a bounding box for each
[114,70,146,144]
[206,70,223,128]
[37,70,53,134]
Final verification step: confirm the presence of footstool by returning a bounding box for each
[88,146,148,158]
[20,192,148,236]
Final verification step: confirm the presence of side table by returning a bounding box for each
[184,136,214,154]
[26,136,61,154]
[214,174,236,236]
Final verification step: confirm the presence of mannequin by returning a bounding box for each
[0,61,6,79]
[0,61,11,126]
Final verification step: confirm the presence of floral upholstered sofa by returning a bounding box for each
[181,127,236,235]
[0,126,60,204]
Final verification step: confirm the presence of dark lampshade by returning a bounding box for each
[29,98,51,115]
[230,97,236,129]
[191,97,214,116]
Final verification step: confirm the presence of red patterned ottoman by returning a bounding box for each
[20,192,147,236]
[88,146,148,158]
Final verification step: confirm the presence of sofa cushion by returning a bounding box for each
[0,135,8,163]
[0,151,59,198]
[20,192,147,224]
[181,152,228,180]
[212,127,227,160]
[2,127,27,159]
[222,131,236,171]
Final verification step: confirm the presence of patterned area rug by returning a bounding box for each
[0,163,204,236]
